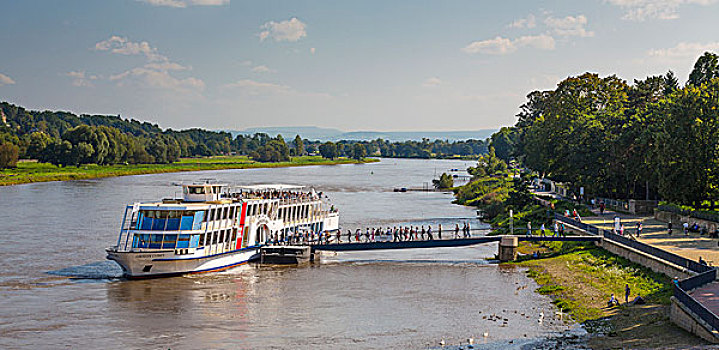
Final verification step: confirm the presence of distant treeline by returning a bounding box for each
[306,138,487,159]
[0,102,488,168]
[493,51,719,208]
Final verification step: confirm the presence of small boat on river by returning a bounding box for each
[106,182,339,278]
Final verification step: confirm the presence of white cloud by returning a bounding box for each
[422,77,442,87]
[251,65,275,73]
[310,47,316,54]
[139,0,229,8]
[222,79,330,98]
[258,17,307,42]
[462,34,555,55]
[462,36,516,54]
[94,36,166,62]
[648,41,719,59]
[544,15,594,37]
[109,67,205,92]
[239,60,253,66]
[144,62,191,71]
[605,0,718,21]
[509,14,537,29]
[224,79,291,94]
[65,71,99,87]
[93,35,202,94]
[0,72,15,86]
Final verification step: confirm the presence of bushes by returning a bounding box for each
[0,142,19,168]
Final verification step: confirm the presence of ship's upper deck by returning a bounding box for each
[135,183,324,208]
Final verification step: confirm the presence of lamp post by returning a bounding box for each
[510,209,514,236]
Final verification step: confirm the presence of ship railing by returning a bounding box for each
[115,205,136,251]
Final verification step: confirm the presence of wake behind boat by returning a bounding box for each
[106,182,339,278]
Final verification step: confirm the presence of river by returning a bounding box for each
[0,158,573,349]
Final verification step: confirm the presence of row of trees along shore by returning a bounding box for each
[491,51,719,209]
[0,101,489,168]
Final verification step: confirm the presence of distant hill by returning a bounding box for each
[234,126,344,140]
[230,127,496,142]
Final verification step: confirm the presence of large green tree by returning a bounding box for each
[319,142,337,159]
[688,52,719,87]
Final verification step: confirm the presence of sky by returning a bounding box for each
[1,0,718,132]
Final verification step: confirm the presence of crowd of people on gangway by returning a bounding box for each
[266,222,475,246]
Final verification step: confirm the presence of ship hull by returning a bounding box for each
[106,246,261,278]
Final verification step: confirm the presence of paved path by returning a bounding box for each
[690,282,719,313]
[581,208,719,266]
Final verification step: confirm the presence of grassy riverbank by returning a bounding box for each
[0,156,378,186]
[514,241,705,348]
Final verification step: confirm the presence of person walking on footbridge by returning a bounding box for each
[526,222,532,237]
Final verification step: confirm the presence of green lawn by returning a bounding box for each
[0,156,378,186]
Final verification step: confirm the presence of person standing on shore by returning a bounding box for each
[455,224,460,238]
[668,221,673,235]
[540,223,546,237]
[554,221,559,237]
[427,225,433,240]
[438,223,442,240]
[636,222,642,237]
[625,284,631,303]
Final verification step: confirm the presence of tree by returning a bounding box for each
[293,135,304,156]
[26,131,53,159]
[0,142,19,168]
[490,127,518,163]
[664,70,679,95]
[39,140,74,167]
[62,125,109,164]
[655,79,719,207]
[432,173,454,189]
[688,52,719,87]
[351,143,366,161]
[319,142,337,159]
[251,138,290,162]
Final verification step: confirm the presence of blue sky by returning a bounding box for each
[1,0,718,131]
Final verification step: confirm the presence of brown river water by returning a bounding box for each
[0,158,580,349]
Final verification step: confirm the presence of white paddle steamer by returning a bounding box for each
[106,183,339,278]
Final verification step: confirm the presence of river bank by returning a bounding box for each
[0,156,378,186]
[513,241,706,349]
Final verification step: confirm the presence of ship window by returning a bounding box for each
[242,227,250,247]
[231,229,237,243]
[229,206,235,219]
[133,234,150,248]
[219,231,225,244]
[212,232,218,245]
[189,186,205,195]
[222,207,228,219]
[209,208,216,221]
[162,234,178,249]
[197,234,205,247]
[149,234,163,249]
[176,234,190,249]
